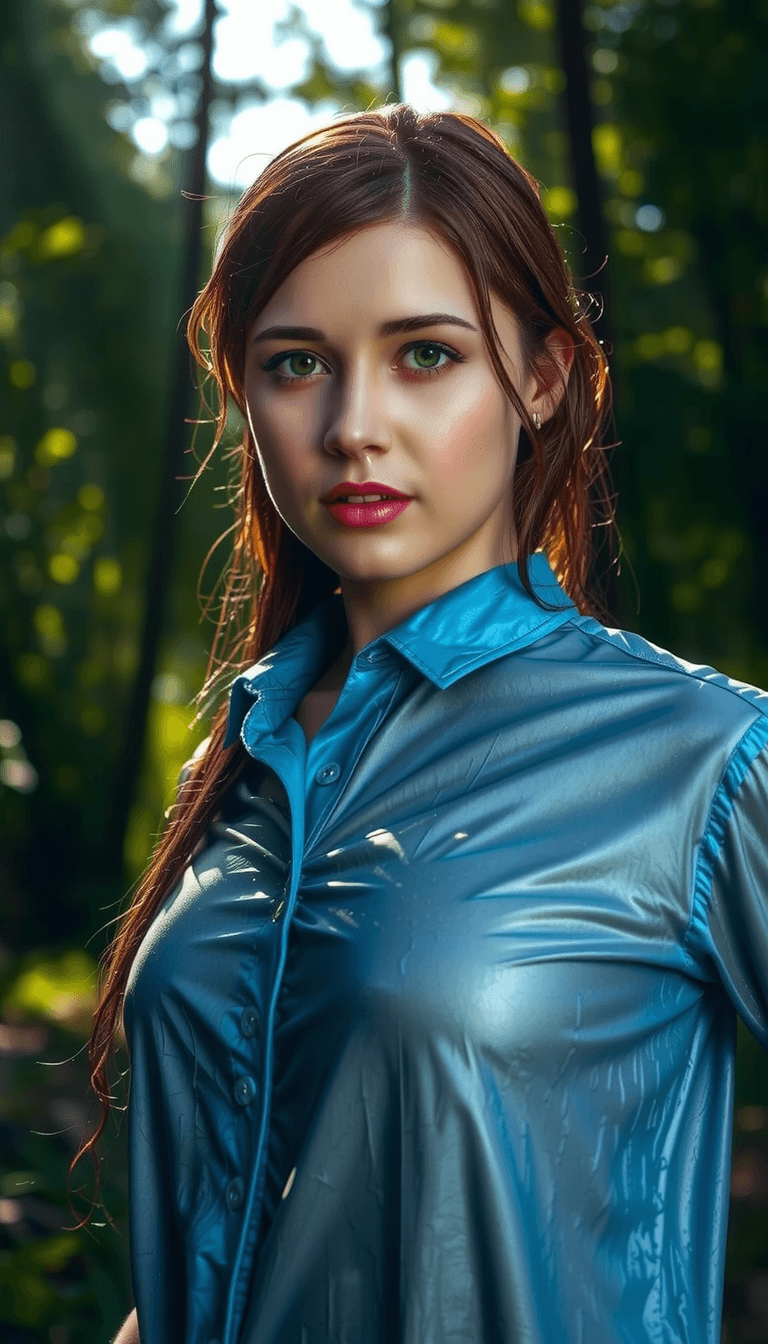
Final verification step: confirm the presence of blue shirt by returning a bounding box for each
[124,553,768,1344]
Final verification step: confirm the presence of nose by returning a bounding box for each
[322,363,391,459]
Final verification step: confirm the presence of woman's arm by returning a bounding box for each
[687,734,768,1047]
[113,1308,140,1344]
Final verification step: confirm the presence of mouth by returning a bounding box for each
[322,480,412,504]
[331,493,399,503]
[323,494,413,529]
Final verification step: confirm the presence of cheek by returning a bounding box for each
[247,403,312,497]
[427,384,514,488]
[250,398,309,459]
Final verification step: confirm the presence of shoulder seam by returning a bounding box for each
[571,615,768,715]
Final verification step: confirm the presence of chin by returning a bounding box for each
[317,544,419,582]
[334,564,411,584]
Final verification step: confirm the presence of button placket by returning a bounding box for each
[304,664,404,853]
[221,739,306,1344]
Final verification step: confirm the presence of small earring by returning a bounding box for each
[532,411,542,430]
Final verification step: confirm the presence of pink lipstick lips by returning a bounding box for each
[322,480,413,529]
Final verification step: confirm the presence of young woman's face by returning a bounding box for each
[243,221,551,599]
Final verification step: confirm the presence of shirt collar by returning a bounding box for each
[224,552,576,746]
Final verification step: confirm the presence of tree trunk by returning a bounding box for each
[383,0,404,103]
[105,0,218,875]
[555,0,623,619]
[554,0,611,348]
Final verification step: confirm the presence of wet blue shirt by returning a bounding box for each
[124,553,768,1344]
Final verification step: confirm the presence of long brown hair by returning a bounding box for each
[75,103,612,1206]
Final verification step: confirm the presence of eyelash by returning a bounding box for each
[260,341,466,384]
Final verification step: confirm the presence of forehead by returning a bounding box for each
[254,222,479,327]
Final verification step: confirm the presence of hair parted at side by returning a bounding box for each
[75,103,614,1210]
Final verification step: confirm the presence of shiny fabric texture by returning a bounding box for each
[124,553,768,1344]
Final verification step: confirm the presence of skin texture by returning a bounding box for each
[243,221,572,739]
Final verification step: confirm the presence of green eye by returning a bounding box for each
[260,349,324,380]
[409,343,444,369]
[286,353,320,376]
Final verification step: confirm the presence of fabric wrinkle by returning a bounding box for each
[123,555,768,1344]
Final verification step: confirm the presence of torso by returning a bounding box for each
[124,590,768,1344]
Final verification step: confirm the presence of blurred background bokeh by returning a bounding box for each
[1,0,767,1338]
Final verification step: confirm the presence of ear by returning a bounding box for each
[529,328,575,425]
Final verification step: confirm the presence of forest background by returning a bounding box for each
[1,0,767,1339]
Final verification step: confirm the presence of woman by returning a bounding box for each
[85,105,768,1344]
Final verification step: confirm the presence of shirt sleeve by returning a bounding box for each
[688,719,768,1049]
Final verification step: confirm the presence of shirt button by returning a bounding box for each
[234,1075,256,1107]
[315,761,341,786]
[240,1006,260,1038]
[225,1177,244,1212]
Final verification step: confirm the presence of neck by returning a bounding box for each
[338,545,517,657]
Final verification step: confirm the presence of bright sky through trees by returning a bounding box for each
[84,0,452,189]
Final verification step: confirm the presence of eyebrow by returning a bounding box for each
[251,313,478,344]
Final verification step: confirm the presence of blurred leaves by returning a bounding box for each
[3,950,98,1029]
[0,1012,131,1344]
[0,0,223,953]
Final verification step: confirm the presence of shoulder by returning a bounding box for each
[562,610,768,724]
[477,608,768,797]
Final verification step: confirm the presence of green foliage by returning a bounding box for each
[0,1013,131,1344]
[0,0,220,949]
[596,0,768,689]
[3,949,98,1026]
